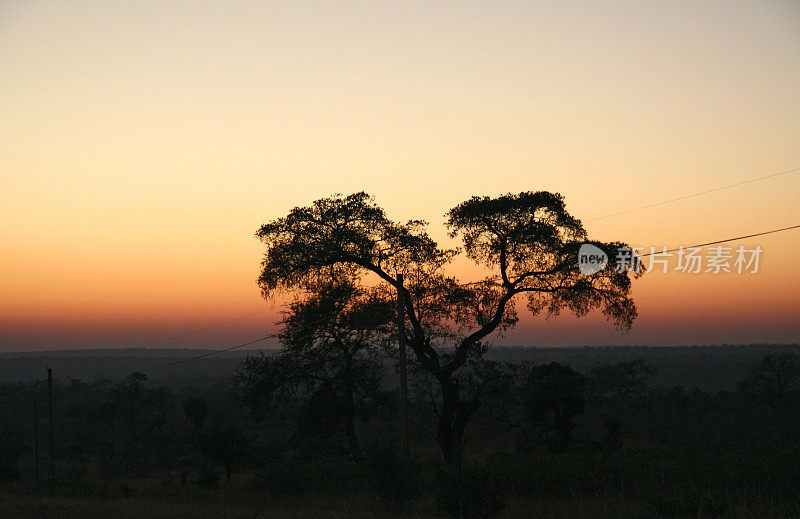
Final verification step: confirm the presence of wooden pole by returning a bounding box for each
[395,274,410,464]
[34,397,39,482]
[47,367,54,494]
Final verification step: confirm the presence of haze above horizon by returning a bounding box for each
[2,1,799,351]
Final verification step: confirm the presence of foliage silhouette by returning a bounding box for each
[240,279,393,463]
[255,191,640,466]
[591,358,656,398]
[522,362,590,453]
[738,352,800,408]
[0,347,799,515]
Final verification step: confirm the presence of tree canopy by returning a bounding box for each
[256,191,641,464]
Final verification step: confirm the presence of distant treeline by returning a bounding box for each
[2,344,798,391]
[2,347,800,517]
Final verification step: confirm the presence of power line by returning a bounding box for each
[639,224,800,257]
[589,166,800,222]
[147,225,799,369]
[137,308,269,349]
[140,312,344,369]
[53,223,800,373]
[0,332,279,402]
[0,309,272,392]
[142,313,337,372]
[143,334,279,371]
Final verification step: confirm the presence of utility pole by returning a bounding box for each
[395,274,410,464]
[47,367,54,495]
[34,398,39,482]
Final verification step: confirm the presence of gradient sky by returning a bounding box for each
[1,1,799,351]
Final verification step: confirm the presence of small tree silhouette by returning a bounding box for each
[522,362,589,452]
[182,397,208,431]
[591,358,656,398]
[738,352,800,408]
[203,423,248,483]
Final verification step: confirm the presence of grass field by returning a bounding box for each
[2,487,799,519]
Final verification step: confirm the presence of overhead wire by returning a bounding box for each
[638,224,800,257]
[588,166,800,222]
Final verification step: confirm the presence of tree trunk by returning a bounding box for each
[342,362,363,464]
[436,378,478,470]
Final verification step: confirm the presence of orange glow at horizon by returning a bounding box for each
[1,1,799,351]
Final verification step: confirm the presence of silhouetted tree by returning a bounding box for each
[239,282,390,463]
[182,397,209,431]
[102,372,175,476]
[738,352,800,408]
[455,360,532,446]
[236,353,291,422]
[255,192,640,467]
[591,358,656,398]
[279,280,393,463]
[201,417,249,483]
[522,363,590,452]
